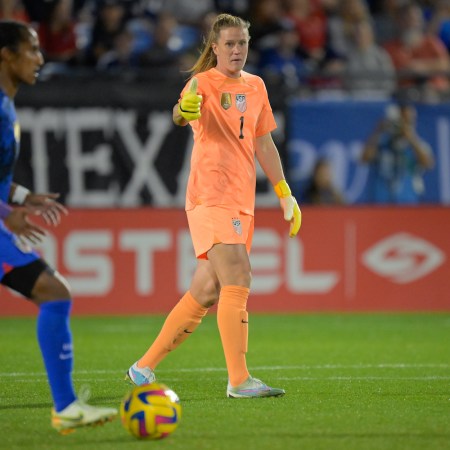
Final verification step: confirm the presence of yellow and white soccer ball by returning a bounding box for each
[120,383,182,440]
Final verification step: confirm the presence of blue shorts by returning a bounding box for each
[0,220,40,280]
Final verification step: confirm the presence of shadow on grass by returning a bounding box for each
[0,402,52,410]
[0,395,121,410]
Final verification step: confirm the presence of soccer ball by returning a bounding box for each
[120,383,182,440]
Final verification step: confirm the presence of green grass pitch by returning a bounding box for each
[0,313,449,450]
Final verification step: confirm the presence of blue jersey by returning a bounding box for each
[0,89,19,203]
[0,89,39,279]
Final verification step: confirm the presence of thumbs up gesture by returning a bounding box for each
[178,78,202,122]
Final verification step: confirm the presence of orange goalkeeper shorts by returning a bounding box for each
[186,205,254,259]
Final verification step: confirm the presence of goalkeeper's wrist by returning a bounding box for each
[274,180,292,198]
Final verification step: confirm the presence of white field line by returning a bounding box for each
[0,363,449,378]
[4,376,450,384]
[276,376,450,381]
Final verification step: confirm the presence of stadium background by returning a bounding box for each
[0,0,449,314]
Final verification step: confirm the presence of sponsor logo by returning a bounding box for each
[362,232,445,283]
[59,342,73,360]
[235,94,246,113]
[232,217,242,235]
[221,93,232,110]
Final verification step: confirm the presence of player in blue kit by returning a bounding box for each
[0,20,117,433]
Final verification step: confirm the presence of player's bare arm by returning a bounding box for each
[255,132,286,186]
[10,183,68,226]
[255,133,301,238]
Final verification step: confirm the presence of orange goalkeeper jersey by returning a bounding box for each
[181,68,277,215]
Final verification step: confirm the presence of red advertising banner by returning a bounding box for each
[1,207,449,315]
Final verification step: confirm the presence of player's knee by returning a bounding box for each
[31,270,71,303]
[201,295,218,308]
[229,269,252,289]
[194,278,220,308]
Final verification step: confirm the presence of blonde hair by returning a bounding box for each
[189,13,250,76]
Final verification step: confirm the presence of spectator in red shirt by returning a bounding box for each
[0,0,29,22]
[285,0,328,63]
[285,0,344,88]
[383,2,450,94]
[37,0,78,64]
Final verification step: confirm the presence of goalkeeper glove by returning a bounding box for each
[178,77,202,122]
[274,180,302,238]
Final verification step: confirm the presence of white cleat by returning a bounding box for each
[227,376,285,398]
[51,399,117,434]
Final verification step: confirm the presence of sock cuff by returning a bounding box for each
[219,285,250,308]
[182,291,209,316]
[39,299,72,315]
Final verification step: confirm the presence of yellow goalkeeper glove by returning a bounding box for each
[274,180,302,238]
[178,77,202,122]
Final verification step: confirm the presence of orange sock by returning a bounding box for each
[137,291,208,370]
[217,285,250,387]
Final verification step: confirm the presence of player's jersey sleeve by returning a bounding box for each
[255,78,277,138]
[0,93,19,203]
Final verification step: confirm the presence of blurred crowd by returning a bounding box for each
[1,0,450,101]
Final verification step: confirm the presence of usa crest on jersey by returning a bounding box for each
[235,94,246,113]
[232,217,242,235]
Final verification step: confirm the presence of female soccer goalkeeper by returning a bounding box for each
[127,13,301,398]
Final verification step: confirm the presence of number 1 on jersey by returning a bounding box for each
[239,116,244,139]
